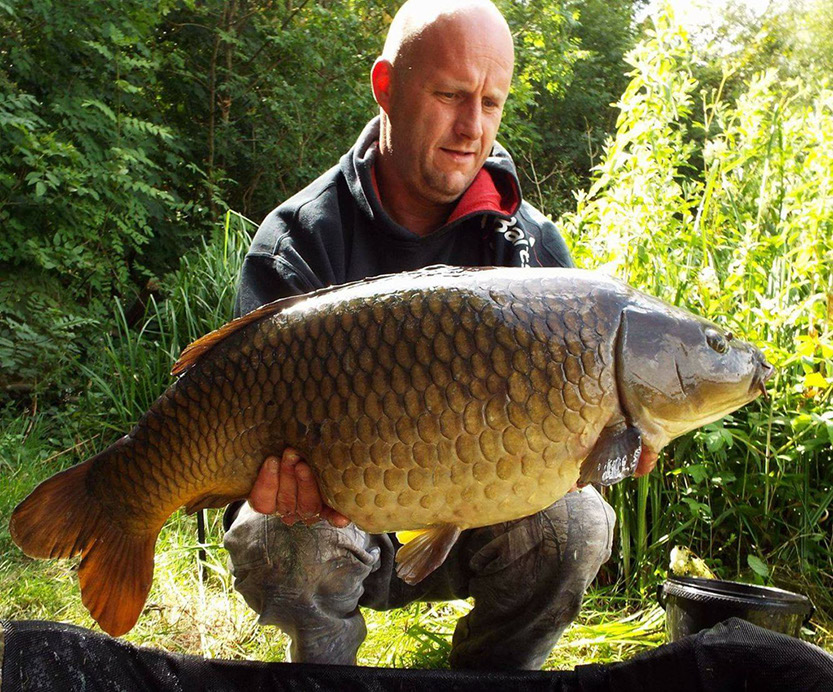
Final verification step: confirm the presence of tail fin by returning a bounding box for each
[9,456,158,636]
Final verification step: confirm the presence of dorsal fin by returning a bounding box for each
[171,295,306,377]
[171,265,476,378]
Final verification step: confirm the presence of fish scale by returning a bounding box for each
[9,266,773,636]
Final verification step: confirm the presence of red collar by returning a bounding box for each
[446,167,519,225]
[370,165,520,230]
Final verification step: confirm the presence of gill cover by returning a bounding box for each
[616,303,766,451]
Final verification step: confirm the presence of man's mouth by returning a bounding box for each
[439,148,476,163]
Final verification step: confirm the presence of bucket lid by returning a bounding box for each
[662,576,814,616]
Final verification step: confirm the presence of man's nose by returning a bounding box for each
[454,99,483,140]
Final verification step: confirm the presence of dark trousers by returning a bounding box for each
[224,486,616,669]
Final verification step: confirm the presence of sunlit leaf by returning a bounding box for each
[747,554,770,578]
[804,372,830,389]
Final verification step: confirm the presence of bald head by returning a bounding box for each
[382,0,514,71]
[370,0,515,235]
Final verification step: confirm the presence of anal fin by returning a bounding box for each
[185,491,243,514]
[395,524,461,585]
[579,422,642,486]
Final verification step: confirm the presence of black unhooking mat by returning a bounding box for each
[2,618,833,692]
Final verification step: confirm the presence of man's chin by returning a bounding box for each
[424,174,474,204]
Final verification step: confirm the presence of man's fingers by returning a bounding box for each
[634,449,659,478]
[295,462,323,519]
[321,507,351,528]
[258,447,348,527]
[281,512,302,526]
[247,456,279,515]
[276,450,299,517]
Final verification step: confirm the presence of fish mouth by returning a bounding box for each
[752,357,776,400]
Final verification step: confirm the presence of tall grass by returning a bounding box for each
[559,11,833,604]
[75,210,255,434]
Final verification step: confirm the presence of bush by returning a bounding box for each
[559,10,833,597]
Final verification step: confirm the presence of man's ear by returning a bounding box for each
[371,58,393,113]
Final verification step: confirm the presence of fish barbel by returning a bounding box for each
[9,266,773,636]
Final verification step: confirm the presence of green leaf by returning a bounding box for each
[747,555,769,578]
[683,463,708,484]
[704,427,733,453]
[681,497,712,518]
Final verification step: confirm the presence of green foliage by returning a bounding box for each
[0,0,208,392]
[559,8,833,604]
[561,10,701,292]
[0,1,396,396]
[75,210,254,437]
[705,0,833,90]
[499,0,641,216]
[155,0,396,216]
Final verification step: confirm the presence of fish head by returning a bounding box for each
[616,304,774,452]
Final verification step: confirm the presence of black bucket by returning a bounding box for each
[658,576,814,642]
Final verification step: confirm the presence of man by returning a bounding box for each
[223,0,617,670]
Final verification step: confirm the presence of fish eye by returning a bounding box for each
[705,328,729,354]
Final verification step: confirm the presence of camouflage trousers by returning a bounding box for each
[223,486,615,670]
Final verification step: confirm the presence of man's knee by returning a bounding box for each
[447,489,615,670]
[464,486,615,588]
[555,485,616,579]
[223,503,379,621]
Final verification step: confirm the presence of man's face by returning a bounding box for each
[382,13,514,206]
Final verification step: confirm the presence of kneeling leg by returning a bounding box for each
[224,504,382,664]
[450,486,615,670]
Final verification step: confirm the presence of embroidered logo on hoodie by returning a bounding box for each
[493,216,536,267]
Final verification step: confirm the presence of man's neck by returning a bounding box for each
[374,157,454,237]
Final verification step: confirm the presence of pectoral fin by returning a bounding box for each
[395,524,461,585]
[579,422,642,486]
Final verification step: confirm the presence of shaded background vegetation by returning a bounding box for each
[1,0,831,665]
[0,0,639,391]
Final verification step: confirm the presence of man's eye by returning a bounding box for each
[438,92,456,100]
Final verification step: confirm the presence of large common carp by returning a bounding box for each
[10,266,773,636]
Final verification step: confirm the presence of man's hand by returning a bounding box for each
[248,448,350,527]
[633,449,659,478]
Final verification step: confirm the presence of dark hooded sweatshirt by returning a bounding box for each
[233,117,573,318]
